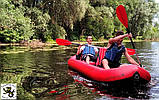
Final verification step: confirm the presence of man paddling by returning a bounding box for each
[102,31,139,69]
[76,36,98,64]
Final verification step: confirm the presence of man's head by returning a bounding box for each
[86,36,93,45]
[116,31,124,45]
[116,31,124,36]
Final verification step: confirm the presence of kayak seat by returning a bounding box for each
[95,47,107,67]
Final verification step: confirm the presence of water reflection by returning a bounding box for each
[22,74,74,98]
[68,69,151,99]
[0,42,159,99]
[0,48,75,99]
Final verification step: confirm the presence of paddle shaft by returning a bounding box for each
[127,28,142,66]
[72,43,80,46]
[56,38,136,55]
[72,42,136,56]
[116,5,142,67]
[126,28,142,67]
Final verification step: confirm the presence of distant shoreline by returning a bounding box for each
[0,39,158,46]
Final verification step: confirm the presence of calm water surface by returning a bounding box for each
[0,41,159,100]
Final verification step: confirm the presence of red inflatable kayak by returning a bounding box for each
[68,48,151,85]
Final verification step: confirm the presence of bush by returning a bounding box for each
[0,0,33,43]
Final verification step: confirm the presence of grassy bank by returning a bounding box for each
[0,39,154,48]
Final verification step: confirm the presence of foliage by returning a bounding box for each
[0,0,33,43]
[124,0,159,38]
[82,2,125,40]
[46,23,66,40]
[144,24,159,40]
[43,0,89,40]
[0,0,159,43]
[24,7,51,41]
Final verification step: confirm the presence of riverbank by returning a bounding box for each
[0,39,147,46]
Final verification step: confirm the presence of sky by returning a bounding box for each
[155,0,159,3]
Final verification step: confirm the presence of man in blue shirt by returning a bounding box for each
[102,31,139,69]
[76,36,98,64]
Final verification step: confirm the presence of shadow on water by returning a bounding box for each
[21,72,74,98]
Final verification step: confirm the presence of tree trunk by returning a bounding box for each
[63,26,72,40]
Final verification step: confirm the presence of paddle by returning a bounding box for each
[56,38,80,46]
[56,38,136,55]
[116,5,142,67]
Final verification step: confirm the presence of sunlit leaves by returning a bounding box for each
[0,0,159,42]
[49,0,89,30]
[0,0,34,42]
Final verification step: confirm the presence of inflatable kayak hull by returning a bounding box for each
[68,55,151,85]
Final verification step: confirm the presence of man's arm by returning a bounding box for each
[77,45,85,55]
[109,34,132,44]
[94,47,98,54]
[124,49,139,66]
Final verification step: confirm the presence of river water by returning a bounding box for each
[0,41,159,100]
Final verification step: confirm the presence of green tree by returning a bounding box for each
[1,0,159,42]
[123,0,158,38]
[41,0,89,40]
[88,0,159,39]
[0,0,33,43]
[83,5,115,39]
[24,7,51,41]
